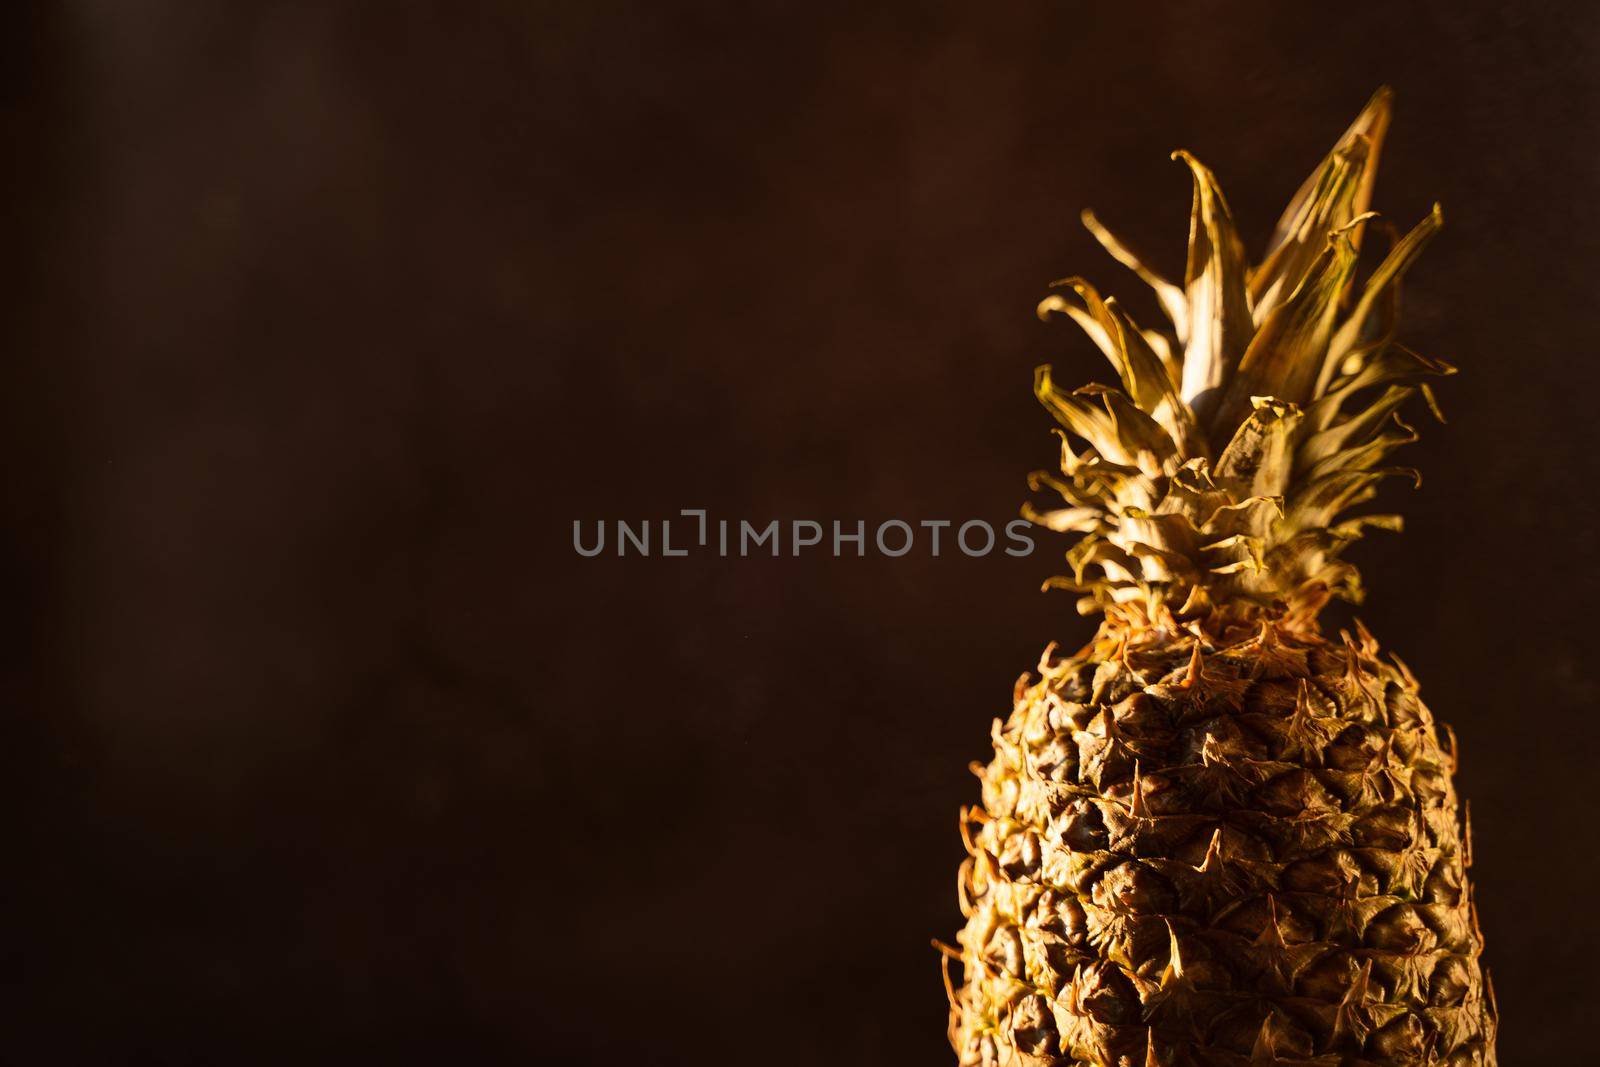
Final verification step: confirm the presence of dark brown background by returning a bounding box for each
[5,2,1595,1063]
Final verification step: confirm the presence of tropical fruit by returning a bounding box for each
[944,89,1496,1066]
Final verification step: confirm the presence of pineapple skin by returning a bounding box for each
[948,619,1495,1066]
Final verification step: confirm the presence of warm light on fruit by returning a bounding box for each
[943,88,1497,1067]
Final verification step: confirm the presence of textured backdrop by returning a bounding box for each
[5,2,1595,1063]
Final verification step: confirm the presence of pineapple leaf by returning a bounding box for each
[1255,84,1393,316]
[1318,204,1445,396]
[1215,235,1358,433]
[1080,207,1189,345]
[1172,150,1253,423]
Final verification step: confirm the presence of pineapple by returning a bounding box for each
[944,89,1497,1066]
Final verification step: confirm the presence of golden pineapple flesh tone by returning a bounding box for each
[945,90,1496,1066]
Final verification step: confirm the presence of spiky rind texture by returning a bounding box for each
[946,622,1496,1066]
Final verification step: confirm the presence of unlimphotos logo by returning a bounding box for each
[572,510,1036,558]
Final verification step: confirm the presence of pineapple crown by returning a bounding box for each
[1028,87,1450,631]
